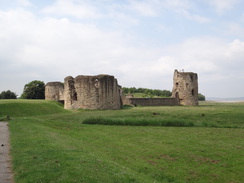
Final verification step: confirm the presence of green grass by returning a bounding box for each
[0,99,70,117]
[1,100,243,183]
[82,101,244,128]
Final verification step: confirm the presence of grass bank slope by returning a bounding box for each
[0,99,69,117]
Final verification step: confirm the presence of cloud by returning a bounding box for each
[0,2,243,98]
[126,0,209,23]
[41,0,210,27]
[0,7,166,91]
[0,8,123,92]
[127,0,161,17]
[242,13,244,21]
[164,0,191,10]
[41,0,101,19]
[162,0,210,23]
[16,0,32,7]
[226,23,244,38]
[205,0,240,13]
[163,37,244,72]
[180,10,210,23]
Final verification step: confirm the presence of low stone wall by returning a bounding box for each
[123,97,179,106]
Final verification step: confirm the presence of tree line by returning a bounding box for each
[122,87,206,101]
[0,90,17,99]
[122,87,172,98]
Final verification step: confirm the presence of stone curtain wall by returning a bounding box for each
[124,97,179,106]
[45,82,64,101]
[64,75,121,110]
[172,70,198,106]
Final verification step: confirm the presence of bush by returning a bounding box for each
[83,117,195,127]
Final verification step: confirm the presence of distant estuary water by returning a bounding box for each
[206,97,244,103]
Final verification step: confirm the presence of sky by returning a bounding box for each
[0,0,244,98]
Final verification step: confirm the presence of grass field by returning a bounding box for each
[0,99,243,183]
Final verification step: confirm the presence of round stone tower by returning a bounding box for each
[172,69,198,105]
[45,82,64,101]
[64,74,121,110]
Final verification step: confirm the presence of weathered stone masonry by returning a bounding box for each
[45,82,64,101]
[172,70,198,106]
[64,75,121,110]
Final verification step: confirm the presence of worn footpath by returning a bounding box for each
[0,122,14,183]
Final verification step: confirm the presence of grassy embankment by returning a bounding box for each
[0,99,243,183]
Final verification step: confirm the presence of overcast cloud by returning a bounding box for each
[0,0,243,98]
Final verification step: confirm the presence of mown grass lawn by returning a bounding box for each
[0,100,243,183]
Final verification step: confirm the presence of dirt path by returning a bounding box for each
[0,122,14,183]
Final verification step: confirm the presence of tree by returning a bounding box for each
[198,93,206,101]
[0,90,17,99]
[21,80,45,99]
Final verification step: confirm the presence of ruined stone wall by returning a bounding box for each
[64,76,77,109]
[45,82,64,101]
[171,70,198,105]
[64,75,121,110]
[123,97,179,106]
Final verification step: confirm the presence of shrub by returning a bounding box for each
[83,117,195,127]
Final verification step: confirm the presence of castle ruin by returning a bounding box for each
[45,70,198,109]
[64,75,121,110]
[172,70,198,106]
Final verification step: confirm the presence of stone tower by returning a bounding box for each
[45,82,64,101]
[64,74,121,110]
[172,70,198,105]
